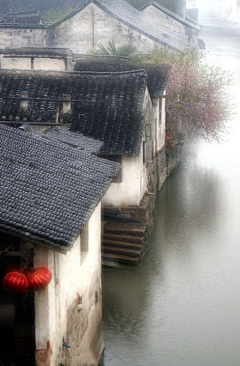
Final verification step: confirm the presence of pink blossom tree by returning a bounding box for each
[148,47,234,143]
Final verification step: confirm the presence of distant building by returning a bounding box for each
[0,0,191,53]
[0,11,42,25]
[139,2,200,48]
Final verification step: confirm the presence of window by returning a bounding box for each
[143,140,155,163]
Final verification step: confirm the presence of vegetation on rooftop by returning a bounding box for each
[92,41,138,58]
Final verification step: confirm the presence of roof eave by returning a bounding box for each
[0,223,73,254]
[139,2,200,31]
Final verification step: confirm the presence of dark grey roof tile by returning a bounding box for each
[74,59,170,99]
[0,124,119,251]
[0,69,148,155]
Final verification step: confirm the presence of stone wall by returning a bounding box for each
[166,143,184,176]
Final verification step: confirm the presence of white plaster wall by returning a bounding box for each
[0,28,47,49]
[159,92,166,151]
[34,203,103,366]
[153,98,161,152]
[51,3,163,54]
[141,5,187,35]
[102,155,143,206]
[33,58,65,70]
[0,56,66,70]
[139,141,148,200]
[0,3,188,54]
[102,88,150,207]
[0,57,31,69]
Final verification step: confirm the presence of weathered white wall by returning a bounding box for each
[0,28,48,49]
[0,2,192,54]
[102,154,144,207]
[102,89,152,207]
[153,98,161,152]
[0,55,66,70]
[34,203,103,366]
[51,3,159,54]
[142,5,185,34]
[0,3,173,55]
[33,58,65,70]
[159,92,166,150]
[141,5,199,47]
[0,57,31,69]
[155,90,167,153]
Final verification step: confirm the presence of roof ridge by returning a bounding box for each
[0,68,147,76]
[139,2,200,30]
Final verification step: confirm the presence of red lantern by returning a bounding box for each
[3,271,29,294]
[27,267,52,291]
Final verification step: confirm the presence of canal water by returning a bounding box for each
[101,25,240,366]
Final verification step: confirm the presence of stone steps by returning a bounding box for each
[101,220,147,266]
[103,232,143,243]
[104,221,147,235]
[102,252,139,265]
[103,239,142,250]
[102,245,141,257]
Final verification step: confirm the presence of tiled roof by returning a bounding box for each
[139,2,201,31]
[52,0,188,51]
[0,69,148,155]
[0,47,73,57]
[43,127,103,155]
[0,11,42,25]
[74,59,171,99]
[0,124,119,252]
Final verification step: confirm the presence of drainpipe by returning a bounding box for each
[92,11,95,51]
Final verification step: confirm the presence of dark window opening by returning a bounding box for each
[0,232,35,365]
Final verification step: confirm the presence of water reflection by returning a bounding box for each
[102,25,240,366]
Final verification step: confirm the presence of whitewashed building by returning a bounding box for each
[0,64,170,265]
[139,2,201,48]
[71,60,170,264]
[0,0,190,54]
[0,124,119,365]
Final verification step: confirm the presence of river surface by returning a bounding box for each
[101,25,240,366]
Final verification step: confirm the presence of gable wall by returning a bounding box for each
[34,203,103,366]
[102,154,143,207]
[142,5,185,34]
[141,5,199,47]
[0,3,189,54]
[51,3,160,54]
[102,88,153,207]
